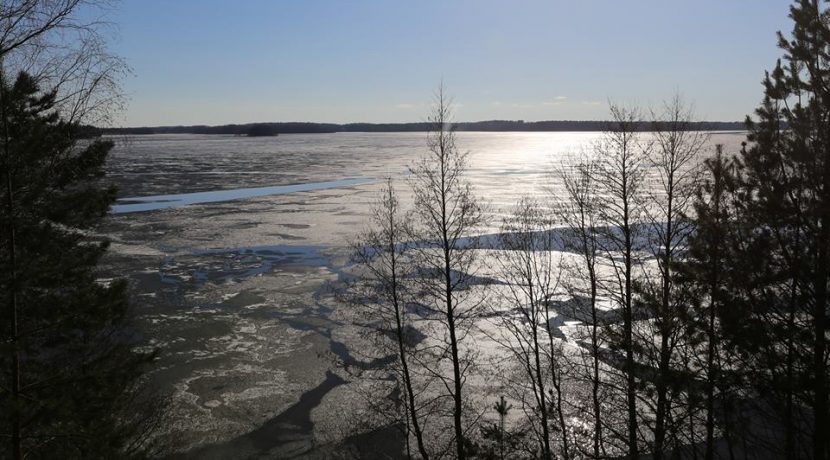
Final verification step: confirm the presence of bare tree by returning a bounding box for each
[0,0,127,125]
[638,95,707,458]
[349,178,430,459]
[558,157,605,459]
[490,197,565,460]
[408,85,486,460]
[592,104,648,458]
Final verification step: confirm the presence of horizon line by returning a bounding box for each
[105,118,748,130]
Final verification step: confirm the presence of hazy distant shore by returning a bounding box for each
[102,119,747,136]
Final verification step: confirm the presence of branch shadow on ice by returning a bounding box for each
[546,295,651,327]
[544,294,660,346]
[404,266,503,289]
[482,296,614,343]
[457,222,669,256]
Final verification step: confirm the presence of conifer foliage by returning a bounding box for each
[0,72,155,459]
[739,1,829,456]
[678,1,830,457]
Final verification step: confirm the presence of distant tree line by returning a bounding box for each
[105,122,341,135]
[102,120,746,136]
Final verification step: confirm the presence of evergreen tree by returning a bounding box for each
[679,1,830,457]
[739,1,829,456]
[674,145,744,459]
[0,71,156,459]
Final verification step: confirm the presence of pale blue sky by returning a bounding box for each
[110,1,793,126]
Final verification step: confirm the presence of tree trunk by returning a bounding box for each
[624,190,639,459]
[393,268,429,460]
[443,194,465,460]
[552,369,570,460]
[590,267,602,459]
[2,64,23,460]
[815,60,829,459]
[654,184,675,460]
[704,152,724,460]
[531,312,553,460]
[814,175,828,460]
[387,184,429,460]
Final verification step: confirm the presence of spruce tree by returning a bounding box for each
[0,72,155,459]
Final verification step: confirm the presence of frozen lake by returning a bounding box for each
[100,131,746,457]
[105,131,639,218]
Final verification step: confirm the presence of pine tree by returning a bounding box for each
[679,1,830,457]
[674,145,743,459]
[739,2,829,456]
[0,71,156,459]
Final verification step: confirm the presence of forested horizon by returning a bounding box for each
[102,120,747,136]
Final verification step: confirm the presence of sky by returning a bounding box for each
[108,1,794,127]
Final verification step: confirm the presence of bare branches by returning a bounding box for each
[348,178,431,460]
[0,0,126,125]
[490,198,563,460]
[639,95,708,459]
[590,103,647,458]
[557,154,609,459]
[408,84,485,460]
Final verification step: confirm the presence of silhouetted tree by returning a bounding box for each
[408,85,486,459]
[592,104,648,458]
[638,95,708,459]
[676,2,830,457]
[349,178,430,460]
[674,144,742,460]
[475,396,528,460]
[490,198,566,460]
[766,6,830,457]
[0,72,156,459]
[0,0,128,124]
[558,157,606,459]
[494,396,511,460]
